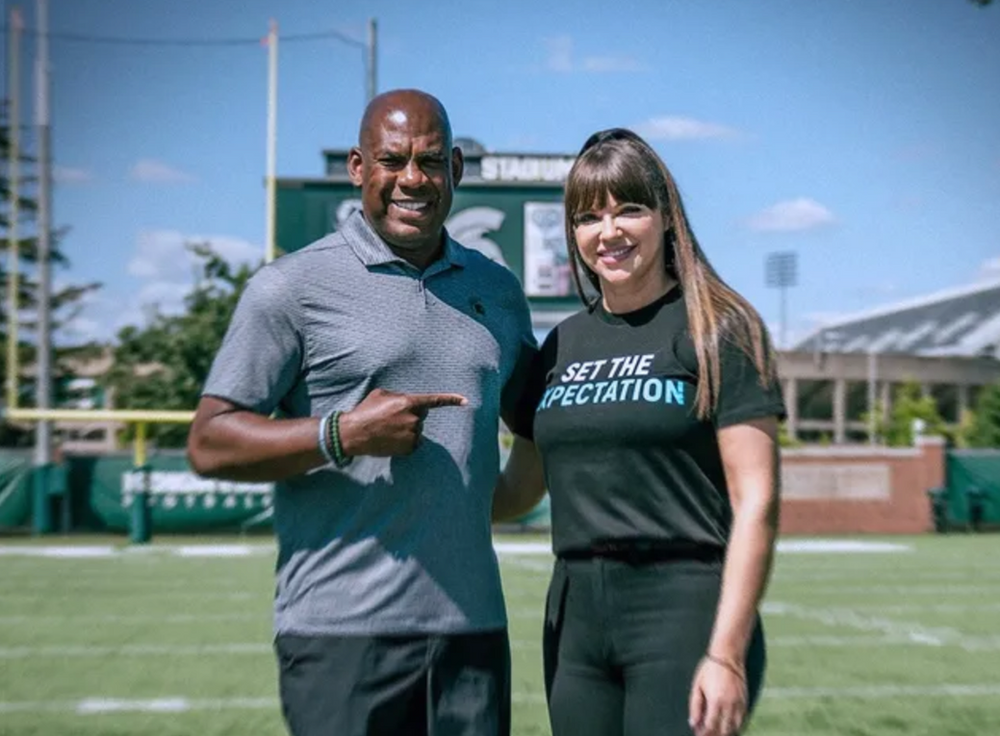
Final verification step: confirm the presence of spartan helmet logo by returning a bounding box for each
[335,199,364,229]
[445,207,509,269]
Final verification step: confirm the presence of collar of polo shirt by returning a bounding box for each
[343,209,467,274]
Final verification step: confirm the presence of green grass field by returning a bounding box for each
[1,533,998,736]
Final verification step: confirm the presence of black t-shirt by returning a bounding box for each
[517,287,786,556]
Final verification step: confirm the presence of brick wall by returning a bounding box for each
[779,437,946,535]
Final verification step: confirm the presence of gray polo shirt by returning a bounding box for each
[202,212,535,636]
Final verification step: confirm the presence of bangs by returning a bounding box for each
[564,142,662,219]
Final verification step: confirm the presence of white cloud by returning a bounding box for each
[765,321,801,350]
[978,256,1000,282]
[132,280,191,317]
[633,116,740,141]
[58,315,103,343]
[128,230,261,279]
[853,282,898,299]
[747,198,837,233]
[54,166,93,184]
[543,35,647,74]
[545,35,574,72]
[129,158,197,184]
[54,230,264,339]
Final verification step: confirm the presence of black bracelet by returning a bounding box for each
[704,654,746,681]
[327,410,351,468]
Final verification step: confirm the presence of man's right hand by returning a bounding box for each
[337,388,468,458]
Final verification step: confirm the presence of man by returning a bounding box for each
[187,89,539,736]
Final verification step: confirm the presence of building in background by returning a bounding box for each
[785,280,1000,443]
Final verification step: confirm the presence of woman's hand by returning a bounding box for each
[688,655,748,736]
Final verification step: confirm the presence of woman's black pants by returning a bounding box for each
[543,556,766,736]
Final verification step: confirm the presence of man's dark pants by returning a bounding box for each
[275,629,511,736]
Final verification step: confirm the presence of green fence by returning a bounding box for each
[66,452,273,533]
[944,449,1000,528]
[2,447,549,535]
[0,451,34,530]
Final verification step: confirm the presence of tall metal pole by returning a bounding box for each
[264,19,278,263]
[34,0,52,465]
[6,6,22,410]
[867,349,878,445]
[366,18,377,103]
[780,283,788,350]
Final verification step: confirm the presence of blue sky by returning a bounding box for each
[4,0,999,347]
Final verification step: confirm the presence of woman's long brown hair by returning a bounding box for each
[563,128,778,419]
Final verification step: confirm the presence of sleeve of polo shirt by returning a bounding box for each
[500,290,540,439]
[502,322,558,442]
[712,325,787,429]
[201,265,304,416]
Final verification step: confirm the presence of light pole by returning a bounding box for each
[765,251,798,349]
[366,18,377,103]
[263,20,375,263]
[264,20,278,263]
[34,0,53,467]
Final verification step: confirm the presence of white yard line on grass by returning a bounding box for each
[0,697,276,715]
[0,643,272,659]
[500,557,553,573]
[0,612,263,625]
[772,571,1000,583]
[762,601,1000,651]
[4,684,1000,715]
[774,540,912,554]
[0,546,119,558]
[831,602,1000,615]
[765,634,1000,649]
[775,584,997,597]
[0,538,912,559]
[11,634,999,661]
[1,591,257,603]
[766,684,1000,699]
[0,544,276,559]
[494,542,551,555]
[762,601,952,645]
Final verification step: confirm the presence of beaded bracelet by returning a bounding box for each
[704,654,746,682]
[326,410,351,468]
[317,412,337,466]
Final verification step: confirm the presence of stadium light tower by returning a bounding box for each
[765,251,798,349]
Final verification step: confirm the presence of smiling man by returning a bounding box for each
[349,91,459,269]
[187,89,537,736]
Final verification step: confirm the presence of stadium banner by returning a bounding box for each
[275,181,581,314]
[0,450,34,529]
[54,447,547,533]
[65,454,273,532]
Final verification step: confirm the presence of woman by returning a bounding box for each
[496,128,785,736]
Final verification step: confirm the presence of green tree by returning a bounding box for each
[777,421,802,448]
[104,243,259,448]
[859,399,888,445]
[1,104,102,446]
[966,382,1000,448]
[884,380,946,447]
[952,407,977,449]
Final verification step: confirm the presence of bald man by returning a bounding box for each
[187,90,537,735]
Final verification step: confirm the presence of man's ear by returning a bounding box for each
[451,146,464,187]
[347,146,364,186]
